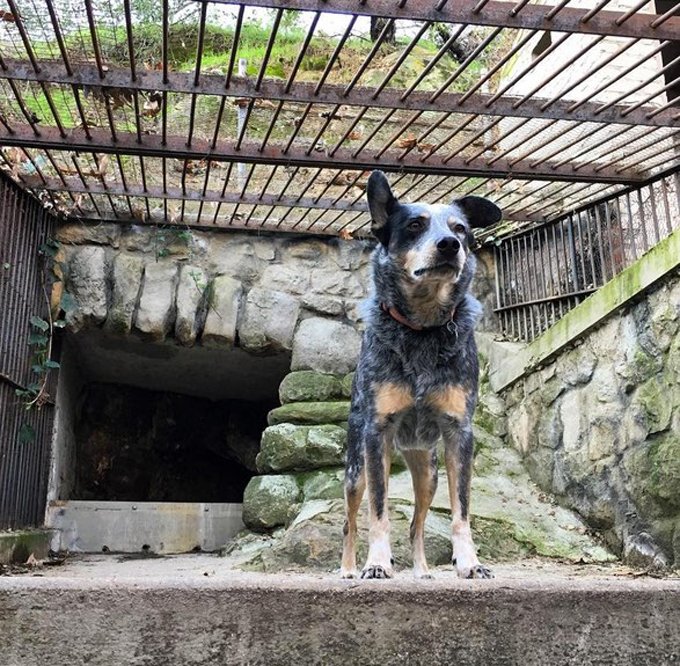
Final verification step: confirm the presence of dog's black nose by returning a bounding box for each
[436,236,460,256]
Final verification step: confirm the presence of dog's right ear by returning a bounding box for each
[367,170,398,245]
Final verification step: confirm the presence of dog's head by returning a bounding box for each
[366,170,502,283]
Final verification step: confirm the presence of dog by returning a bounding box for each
[341,170,502,580]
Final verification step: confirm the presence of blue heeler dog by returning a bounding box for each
[341,170,502,580]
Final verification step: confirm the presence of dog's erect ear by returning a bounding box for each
[367,170,398,245]
[456,195,502,228]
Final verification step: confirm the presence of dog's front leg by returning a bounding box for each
[361,427,393,579]
[341,417,366,578]
[402,448,438,579]
[444,426,493,579]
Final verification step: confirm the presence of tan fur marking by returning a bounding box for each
[404,249,417,275]
[428,385,468,418]
[374,382,414,421]
[419,212,431,220]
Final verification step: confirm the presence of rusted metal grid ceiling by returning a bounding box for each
[0,0,678,237]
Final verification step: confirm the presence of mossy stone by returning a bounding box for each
[257,424,346,472]
[242,475,302,532]
[341,372,355,398]
[648,434,680,508]
[278,371,344,404]
[267,401,351,426]
[635,375,674,435]
[300,468,344,501]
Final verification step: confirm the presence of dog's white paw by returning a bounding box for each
[458,564,494,579]
[414,570,433,580]
[360,564,393,579]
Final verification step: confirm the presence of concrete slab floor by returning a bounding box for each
[1,552,679,590]
[1,555,679,666]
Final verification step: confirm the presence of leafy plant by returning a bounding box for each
[15,238,69,411]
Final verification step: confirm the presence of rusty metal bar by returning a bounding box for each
[0,120,606,183]
[314,15,356,95]
[203,0,680,40]
[0,60,675,129]
[493,287,597,312]
[429,27,504,103]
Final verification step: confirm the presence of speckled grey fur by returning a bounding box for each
[342,170,502,580]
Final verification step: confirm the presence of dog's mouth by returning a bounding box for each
[413,262,459,277]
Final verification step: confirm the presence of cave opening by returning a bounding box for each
[46,328,290,553]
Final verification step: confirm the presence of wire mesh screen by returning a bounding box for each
[0,174,55,529]
[494,170,680,342]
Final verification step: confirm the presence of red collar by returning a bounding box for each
[380,303,423,330]
[380,303,456,331]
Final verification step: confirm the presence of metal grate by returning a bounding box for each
[0,0,677,236]
[494,170,680,342]
[0,174,55,529]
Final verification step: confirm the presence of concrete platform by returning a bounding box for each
[1,555,679,666]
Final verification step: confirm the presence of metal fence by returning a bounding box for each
[0,174,55,529]
[494,169,680,342]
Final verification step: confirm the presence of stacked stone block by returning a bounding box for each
[242,371,353,532]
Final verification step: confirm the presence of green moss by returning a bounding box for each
[278,371,344,404]
[648,434,680,508]
[257,424,346,473]
[636,375,673,434]
[472,516,531,562]
[0,530,51,564]
[268,401,351,426]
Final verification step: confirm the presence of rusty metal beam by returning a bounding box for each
[65,208,348,237]
[0,124,645,183]
[203,0,680,41]
[34,176,365,213]
[29,175,545,223]
[0,60,676,129]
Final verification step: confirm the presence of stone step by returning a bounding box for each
[267,400,351,426]
[0,529,54,565]
[1,556,678,665]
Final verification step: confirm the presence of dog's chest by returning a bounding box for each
[374,376,472,449]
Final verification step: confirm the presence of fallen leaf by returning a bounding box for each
[396,133,418,150]
[339,229,353,240]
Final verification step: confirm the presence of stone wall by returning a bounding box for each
[505,272,680,568]
[54,223,370,365]
[54,221,498,367]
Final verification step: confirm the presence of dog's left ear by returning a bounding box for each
[367,170,398,245]
[455,196,502,228]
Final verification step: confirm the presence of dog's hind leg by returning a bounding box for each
[361,431,393,579]
[402,448,438,579]
[341,453,366,579]
[444,427,493,579]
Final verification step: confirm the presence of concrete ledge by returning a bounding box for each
[0,558,679,665]
[491,228,680,392]
[0,530,54,564]
[46,501,243,554]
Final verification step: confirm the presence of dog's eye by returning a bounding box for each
[452,223,466,234]
[408,220,424,232]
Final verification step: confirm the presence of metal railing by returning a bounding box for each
[0,175,55,529]
[494,169,680,342]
